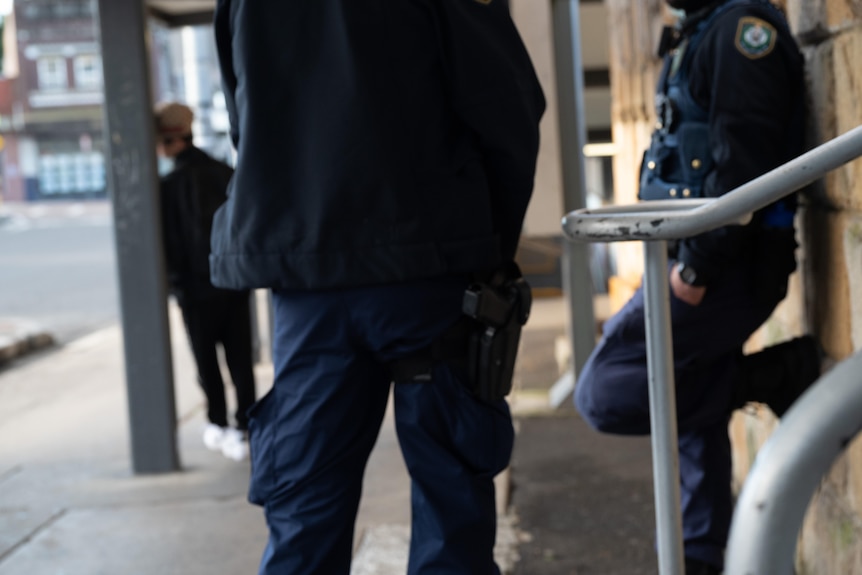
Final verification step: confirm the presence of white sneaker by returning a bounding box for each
[221,428,249,462]
[202,423,227,451]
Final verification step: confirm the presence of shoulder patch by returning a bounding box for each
[734,16,777,59]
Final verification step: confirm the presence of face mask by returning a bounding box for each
[157,156,175,176]
[668,8,686,18]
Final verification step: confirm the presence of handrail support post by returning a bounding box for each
[643,240,686,575]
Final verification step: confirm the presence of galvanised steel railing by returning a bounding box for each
[561,124,862,575]
[724,349,862,574]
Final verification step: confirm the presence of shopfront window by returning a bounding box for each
[38,152,105,195]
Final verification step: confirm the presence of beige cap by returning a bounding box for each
[154,102,194,137]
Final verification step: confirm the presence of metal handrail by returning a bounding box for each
[724,350,862,574]
[563,125,862,242]
[561,124,862,575]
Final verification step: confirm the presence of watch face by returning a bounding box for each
[679,264,697,285]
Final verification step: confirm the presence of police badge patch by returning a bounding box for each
[735,16,777,59]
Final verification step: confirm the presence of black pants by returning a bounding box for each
[179,288,257,430]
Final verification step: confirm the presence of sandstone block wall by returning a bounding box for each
[762,2,862,571]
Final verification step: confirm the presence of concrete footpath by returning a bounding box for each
[0,297,658,575]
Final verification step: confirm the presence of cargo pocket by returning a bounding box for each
[439,364,514,478]
[247,389,277,506]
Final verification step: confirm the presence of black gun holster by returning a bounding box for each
[389,263,532,403]
[462,263,532,401]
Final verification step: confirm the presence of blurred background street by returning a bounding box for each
[1,0,860,572]
[0,200,116,343]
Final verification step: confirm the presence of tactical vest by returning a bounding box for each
[638,0,799,228]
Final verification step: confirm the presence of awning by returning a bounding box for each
[147,0,214,26]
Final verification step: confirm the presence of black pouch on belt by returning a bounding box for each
[462,263,532,402]
[389,263,532,403]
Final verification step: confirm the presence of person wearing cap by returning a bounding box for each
[573,2,822,574]
[154,101,257,462]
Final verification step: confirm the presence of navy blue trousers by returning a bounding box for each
[574,264,780,569]
[249,277,514,575]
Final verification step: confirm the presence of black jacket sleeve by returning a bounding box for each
[436,0,546,261]
[677,6,804,284]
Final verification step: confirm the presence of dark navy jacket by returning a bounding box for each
[647,0,805,286]
[210,0,545,290]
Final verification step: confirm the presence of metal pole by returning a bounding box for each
[96,0,180,473]
[550,0,596,396]
[643,240,685,575]
[249,291,261,364]
[268,290,275,362]
[726,351,862,574]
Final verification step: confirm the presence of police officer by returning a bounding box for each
[211,1,545,573]
[155,102,257,462]
[574,1,820,574]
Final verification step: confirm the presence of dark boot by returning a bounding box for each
[735,335,822,418]
[685,557,722,575]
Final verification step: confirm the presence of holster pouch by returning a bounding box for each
[462,263,532,402]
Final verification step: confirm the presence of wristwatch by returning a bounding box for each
[676,262,701,286]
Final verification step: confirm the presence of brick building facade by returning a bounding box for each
[0,0,106,202]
